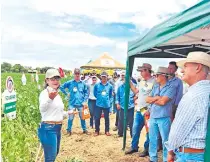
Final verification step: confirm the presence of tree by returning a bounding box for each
[11,64,25,73]
[1,62,12,73]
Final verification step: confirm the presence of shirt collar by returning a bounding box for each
[188,80,210,91]
[100,82,108,86]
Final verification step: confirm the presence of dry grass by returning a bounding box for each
[56,114,161,162]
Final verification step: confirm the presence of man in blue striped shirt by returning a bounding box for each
[166,51,210,162]
[146,67,176,162]
[93,71,113,136]
[60,68,89,135]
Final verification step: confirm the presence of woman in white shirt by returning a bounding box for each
[38,69,67,162]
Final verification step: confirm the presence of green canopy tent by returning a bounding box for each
[123,0,210,161]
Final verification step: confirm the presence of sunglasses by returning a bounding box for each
[49,76,61,81]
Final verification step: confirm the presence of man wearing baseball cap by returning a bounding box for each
[166,51,210,162]
[93,71,113,136]
[60,68,89,135]
[125,63,156,157]
[146,67,176,162]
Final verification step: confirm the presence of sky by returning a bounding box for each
[1,0,199,72]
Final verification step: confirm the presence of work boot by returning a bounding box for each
[94,132,99,136]
[83,130,90,135]
[139,149,149,157]
[113,126,118,131]
[67,131,72,136]
[125,148,138,155]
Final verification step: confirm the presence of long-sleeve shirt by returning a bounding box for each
[149,82,176,118]
[114,79,124,93]
[168,77,183,106]
[87,83,96,100]
[60,80,88,107]
[93,82,113,108]
[165,80,210,151]
[116,83,135,109]
[39,88,67,122]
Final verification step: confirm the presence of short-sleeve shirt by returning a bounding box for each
[137,77,155,111]
[150,82,176,118]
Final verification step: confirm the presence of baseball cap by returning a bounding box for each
[45,69,60,79]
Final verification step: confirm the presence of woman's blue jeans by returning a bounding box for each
[38,123,62,162]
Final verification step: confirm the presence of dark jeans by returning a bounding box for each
[95,106,110,133]
[115,109,120,127]
[88,99,96,127]
[118,108,134,137]
[38,123,62,162]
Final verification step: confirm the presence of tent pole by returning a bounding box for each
[204,95,210,162]
[122,57,130,150]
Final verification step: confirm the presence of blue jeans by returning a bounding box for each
[38,123,62,162]
[149,117,171,162]
[67,106,87,132]
[175,151,204,162]
[118,108,134,137]
[131,111,149,150]
[95,106,110,132]
[88,99,96,127]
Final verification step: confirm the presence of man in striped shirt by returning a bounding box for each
[166,51,210,162]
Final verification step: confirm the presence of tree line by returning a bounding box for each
[1,62,72,74]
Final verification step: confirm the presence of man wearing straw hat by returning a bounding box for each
[125,63,155,157]
[146,67,176,162]
[166,51,210,162]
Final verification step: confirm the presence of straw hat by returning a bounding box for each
[137,63,153,72]
[155,67,170,76]
[177,51,210,68]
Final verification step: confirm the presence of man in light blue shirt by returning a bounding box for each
[60,68,89,135]
[146,67,176,162]
[93,71,113,136]
[166,51,210,162]
[168,61,183,119]
[116,80,135,137]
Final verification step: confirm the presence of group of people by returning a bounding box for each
[37,51,210,162]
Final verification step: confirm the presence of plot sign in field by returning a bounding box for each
[2,76,17,120]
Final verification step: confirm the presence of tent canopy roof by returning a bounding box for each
[128,0,210,58]
[80,53,125,69]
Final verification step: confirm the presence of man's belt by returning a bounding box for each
[139,107,148,113]
[179,147,204,153]
[43,121,63,124]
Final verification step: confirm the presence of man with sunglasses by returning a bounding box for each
[60,68,89,135]
[146,67,176,162]
[125,63,155,157]
[168,61,183,120]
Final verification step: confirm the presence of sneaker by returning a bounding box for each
[139,150,149,157]
[94,132,99,136]
[125,148,138,155]
[113,126,118,131]
[105,132,111,136]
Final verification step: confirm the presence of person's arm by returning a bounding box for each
[165,96,204,151]
[39,90,54,112]
[116,87,121,110]
[109,85,114,106]
[60,81,71,96]
[174,80,183,106]
[154,85,176,106]
[83,83,89,104]
[130,81,138,94]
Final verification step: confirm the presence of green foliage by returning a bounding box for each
[1,73,72,161]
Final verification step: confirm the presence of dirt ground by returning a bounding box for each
[56,113,157,162]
